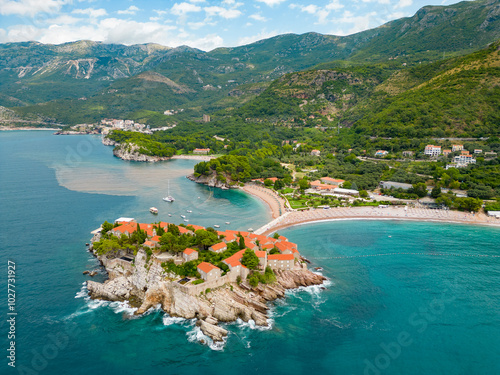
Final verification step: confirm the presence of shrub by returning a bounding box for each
[192,279,204,285]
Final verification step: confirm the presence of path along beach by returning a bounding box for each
[238,184,500,235]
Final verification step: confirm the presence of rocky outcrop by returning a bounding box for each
[112,142,171,162]
[102,136,118,146]
[87,245,327,343]
[187,173,233,189]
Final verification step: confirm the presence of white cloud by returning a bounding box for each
[330,10,379,35]
[188,0,206,3]
[249,13,267,21]
[291,1,343,25]
[255,0,287,7]
[117,5,140,15]
[395,0,413,8]
[222,0,235,4]
[46,14,81,25]
[188,21,207,29]
[0,16,228,50]
[204,6,241,19]
[171,2,202,16]
[72,8,107,18]
[0,0,70,17]
[325,0,344,11]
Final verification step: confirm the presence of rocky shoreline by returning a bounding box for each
[86,232,327,343]
[187,173,235,189]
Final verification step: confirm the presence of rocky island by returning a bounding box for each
[86,219,326,343]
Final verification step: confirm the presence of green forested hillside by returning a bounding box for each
[1,0,500,126]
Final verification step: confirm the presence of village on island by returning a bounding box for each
[86,217,325,343]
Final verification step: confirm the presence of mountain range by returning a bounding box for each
[1,0,499,135]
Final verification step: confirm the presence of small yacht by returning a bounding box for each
[163,180,175,202]
[187,210,192,213]
[180,215,186,218]
[225,222,230,225]
[248,228,254,232]
[214,225,220,228]
[168,214,172,217]
[184,219,189,222]
[149,207,158,214]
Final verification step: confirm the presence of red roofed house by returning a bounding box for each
[193,148,210,155]
[143,240,156,249]
[197,262,221,282]
[183,248,198,262]
[275,241,294,255]
[111,224,136,237]
[221,232,237,243]
[222,250,249,281]
[209,242,227,253]
[268,253,294,270]
[177,226,194,235]
[255,250,268,269]
[320,177,345,186]
[150,235,161,244]
[243,238,259,251]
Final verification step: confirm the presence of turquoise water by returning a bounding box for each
[0,131,499,375]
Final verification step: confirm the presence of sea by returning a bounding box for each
[0,131,499,375]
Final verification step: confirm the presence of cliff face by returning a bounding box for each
[86,244,326,343]
[112,142,171,162]
[187,173,233,189]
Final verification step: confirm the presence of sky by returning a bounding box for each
[0,0,466,51]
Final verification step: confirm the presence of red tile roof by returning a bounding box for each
[210,242,227,252]
[151,235,161,243]
[197,262,220,274]
[255,250,267,258]
[183,248,197,255]
[268,253,294,261]
[223,250,246,268]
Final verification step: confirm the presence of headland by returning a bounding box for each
[86,220,326,344]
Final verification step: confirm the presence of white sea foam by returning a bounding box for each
[162,315,189,326]
[75,282,89,299]
[186,326,226,351]
[234,318,273,331]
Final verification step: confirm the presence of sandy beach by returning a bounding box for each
[238,185,500,234]
[240,184,287,219]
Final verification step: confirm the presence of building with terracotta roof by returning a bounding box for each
[320,177,345,186]
[197,262,221,282]
[183,248,198,262]
[268,253,294,270]
[222,250,249,281]
[255,250,268,269]
[424,145,441,157]
[209,242,227,253]
[143,240,156,248]
[452,145,464,152]
[193,148,210,155]
[443,149,452,157]
[111,224,136,237]
[310,149,321,156]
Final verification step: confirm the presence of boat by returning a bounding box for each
[163,180,175,202]
[214,225,220,228]
[184,219,189,222]
[168,214,172,217]
[248,228,254,232]
[225,222,230,225]
[187,210,192,213]
[180,215,186,218]
[149,207,158,214]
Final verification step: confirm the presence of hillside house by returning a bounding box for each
[209,242,227,253]
[424,145,441,157]
[183,248,198,262]
[197,262,222,282]
[268,254,294,270]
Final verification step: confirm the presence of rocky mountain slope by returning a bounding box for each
[1,0,499,126]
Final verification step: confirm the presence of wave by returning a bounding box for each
[234,318,273,331]
[186,325,226,351]
[162,315,190,326]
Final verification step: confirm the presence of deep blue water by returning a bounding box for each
[0,131,499,375]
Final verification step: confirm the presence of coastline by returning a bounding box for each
[236,186,500,234]
[240,184,287,219]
